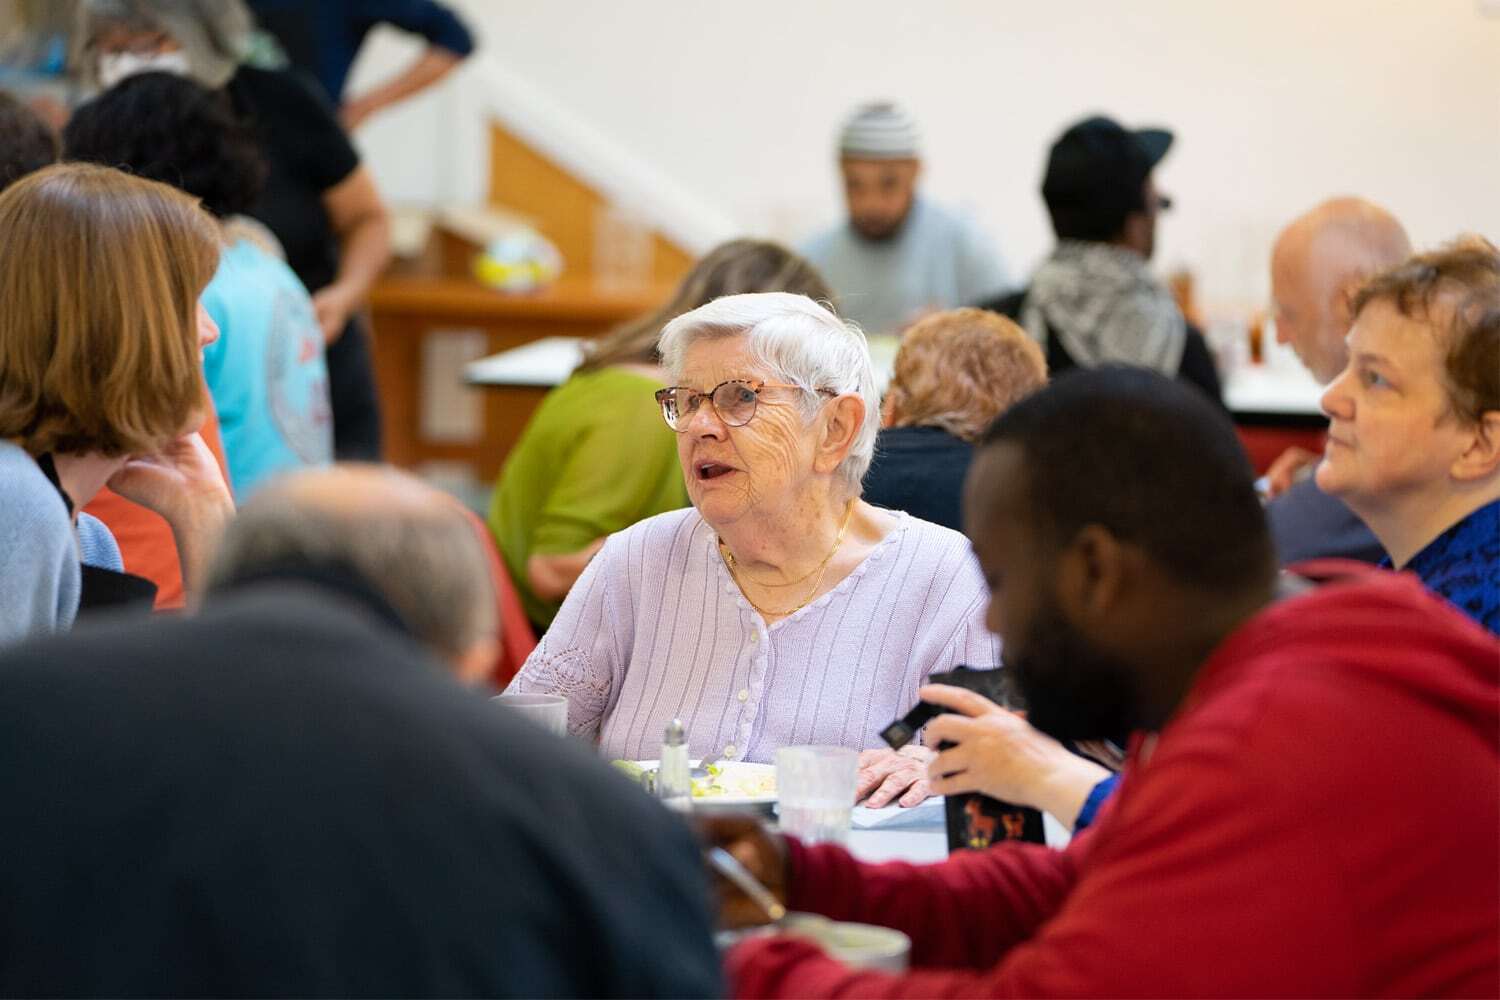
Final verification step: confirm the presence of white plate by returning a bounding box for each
[631,759,778,806]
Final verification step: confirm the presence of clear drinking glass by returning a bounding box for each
[776,746,858,845]
[492,693,568,737]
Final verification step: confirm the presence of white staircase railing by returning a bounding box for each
[460,55,739,256]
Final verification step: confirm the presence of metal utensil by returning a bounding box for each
[707,846,786,922]
[692,745,729,780]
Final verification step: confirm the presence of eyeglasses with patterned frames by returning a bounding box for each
[654,379,835,431]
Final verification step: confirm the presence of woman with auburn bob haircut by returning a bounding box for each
[0,163,235,645]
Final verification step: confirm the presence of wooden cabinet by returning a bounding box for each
[368,267,670,482]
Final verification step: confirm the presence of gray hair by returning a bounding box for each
[76,0,252,89]
[658,292,880,493]
[205,465,497,663]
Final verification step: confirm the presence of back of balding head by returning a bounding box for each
[1275,197,1412,289]
[206,465,497,666]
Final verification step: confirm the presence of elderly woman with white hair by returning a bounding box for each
[509,292,998,807]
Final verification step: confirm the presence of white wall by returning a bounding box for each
[348,0,1500,310]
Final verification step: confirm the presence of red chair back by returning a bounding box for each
[461,509,537,688]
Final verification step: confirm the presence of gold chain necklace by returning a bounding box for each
[719,499,856,617]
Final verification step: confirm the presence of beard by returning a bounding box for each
[852,214,903,241]
[1003,600,1143,746]
[850,198,914,242]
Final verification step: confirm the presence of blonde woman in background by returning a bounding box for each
[863,308,1047,530]
[488,240,833,631]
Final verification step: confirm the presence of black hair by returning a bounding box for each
[0,91,60,193]
[1046,190,1145,243]
[1040,119,1154,242]
[63,71,265,218]
[979,366,1275,593]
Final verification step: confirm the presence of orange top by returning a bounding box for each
[82,401,231,610]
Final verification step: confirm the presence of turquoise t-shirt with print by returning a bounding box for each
[201,238,334,498]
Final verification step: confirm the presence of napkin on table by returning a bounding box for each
[850,796,946,830]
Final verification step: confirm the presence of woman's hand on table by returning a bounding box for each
[695,814,788,930]
[921,684,1109,831]
[856,745,934,808]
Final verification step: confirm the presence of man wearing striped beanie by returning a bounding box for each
[802,101,1010,336]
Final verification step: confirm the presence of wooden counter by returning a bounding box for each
[367,272,671,483]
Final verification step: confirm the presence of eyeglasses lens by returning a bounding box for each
[712,382,759,426]
[659,382,761,430]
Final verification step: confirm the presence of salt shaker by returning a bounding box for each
[658,718,692,812]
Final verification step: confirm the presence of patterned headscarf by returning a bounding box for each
[1024,240,1186,375]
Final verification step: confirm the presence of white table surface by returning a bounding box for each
[1221,362,1324,416]
[466,334,902,393]
[466,331,1323,423]
[465,336,586,387]
[838,799,1070,865]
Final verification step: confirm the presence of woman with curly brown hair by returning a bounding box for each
[863,307,1047,530]
[0,163,235,644]
[1317,235,1500,633]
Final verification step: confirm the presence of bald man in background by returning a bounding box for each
[205,464,499,682]
[1265,197,1412,563]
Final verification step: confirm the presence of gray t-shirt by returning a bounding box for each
[802,196,1009,335]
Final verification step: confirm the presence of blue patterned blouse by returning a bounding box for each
[1393,499,1500,636]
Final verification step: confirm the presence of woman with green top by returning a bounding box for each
[489,240,834,630]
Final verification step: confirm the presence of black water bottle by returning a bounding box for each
[941,746,1046,851]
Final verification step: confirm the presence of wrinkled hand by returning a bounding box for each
[107,432,232,524]
[922,684,1108,828]
[856,745,934,808]
[1263,446,1319,499]
[695,813,788,930]
[311,282,360,344]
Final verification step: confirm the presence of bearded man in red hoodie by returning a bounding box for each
[708,366,1499,998]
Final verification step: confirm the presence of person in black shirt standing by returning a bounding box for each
[226,62,391,460]
[78,0,393,460]
[247,0,474,132]
[977,115,1223,404]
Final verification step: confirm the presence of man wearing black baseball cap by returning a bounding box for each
[980,115,1222,402]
